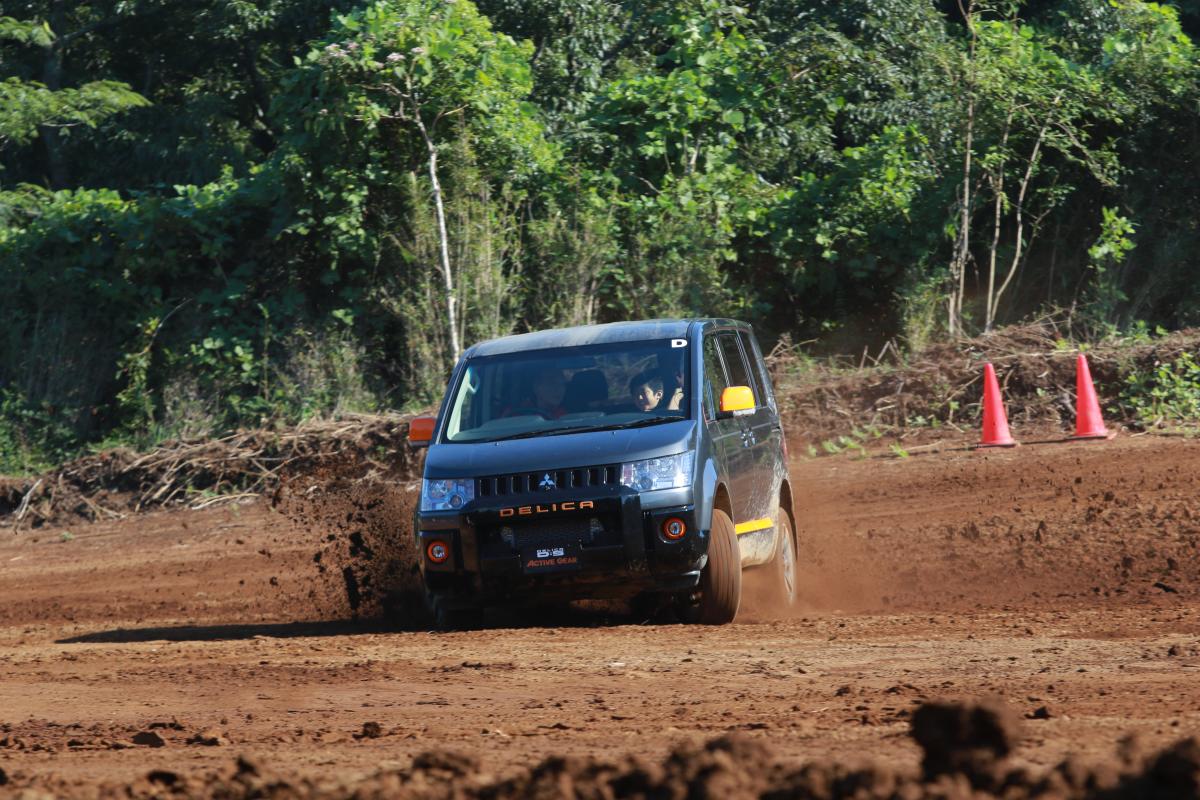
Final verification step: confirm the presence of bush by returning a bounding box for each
[0,390,78,476]
[1120,352,1200,426]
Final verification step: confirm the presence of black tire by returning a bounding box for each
[630,592,662,623]
[696,508,742,624]
[769,509,798,610]
[381,589,428,630]
[428,593,484,631]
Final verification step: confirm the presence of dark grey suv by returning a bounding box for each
[408,319,796,627]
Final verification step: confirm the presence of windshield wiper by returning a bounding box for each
[584,416,677,432]
[486,424,601,442]
[484,417,677,442]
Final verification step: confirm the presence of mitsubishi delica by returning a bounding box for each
[407,319,797,628]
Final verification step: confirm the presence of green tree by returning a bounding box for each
[0,15,146,177]
[279,0,554,366]
[589,1,781,317]
[971,17,1118,331]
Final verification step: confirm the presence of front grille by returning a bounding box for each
[477,464,620,497]
[480,514,623,557]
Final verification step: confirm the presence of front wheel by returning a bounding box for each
[427,593,485,631]
[691,509,741,624]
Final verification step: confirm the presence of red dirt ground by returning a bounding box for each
[1,434,1199,797]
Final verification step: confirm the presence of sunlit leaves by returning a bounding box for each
[0,77,149,147]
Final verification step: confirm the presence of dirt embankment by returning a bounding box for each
[790,435,1200,613]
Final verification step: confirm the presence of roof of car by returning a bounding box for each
[464,319,745,358]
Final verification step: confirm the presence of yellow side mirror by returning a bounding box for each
[719,386,755,416]
[408,416,436,447]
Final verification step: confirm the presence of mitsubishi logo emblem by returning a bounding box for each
[539,473,556,491]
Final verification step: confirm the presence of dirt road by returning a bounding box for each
[2,435,1199,796]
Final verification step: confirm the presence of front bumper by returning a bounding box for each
[415,487,707,604]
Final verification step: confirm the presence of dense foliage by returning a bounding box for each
[2,0,1199,469]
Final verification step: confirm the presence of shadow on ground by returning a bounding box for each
[56,619,398,644]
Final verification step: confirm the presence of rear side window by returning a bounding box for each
[717,333,757,404]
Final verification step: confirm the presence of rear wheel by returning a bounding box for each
[692,508,741,624]
[769,509,798,610]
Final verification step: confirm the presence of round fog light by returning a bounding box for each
[427,540,450,563]
[662,517,687,541]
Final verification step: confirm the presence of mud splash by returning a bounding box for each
[273,470,426,625]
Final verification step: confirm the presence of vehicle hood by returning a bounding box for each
[424,420,698,478]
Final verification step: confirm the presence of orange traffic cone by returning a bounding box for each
[977,363,1017,448]
[1072,354,1111,440]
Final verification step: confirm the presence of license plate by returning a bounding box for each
[521,544,581,574]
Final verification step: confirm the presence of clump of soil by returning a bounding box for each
[0,718,226,753]
[72,700,1200,799]
[910,699,1021,787]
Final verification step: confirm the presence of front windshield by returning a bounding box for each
[442,338,691,443]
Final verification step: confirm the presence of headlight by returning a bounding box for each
[421,479,474,511]
[620,452,695,492]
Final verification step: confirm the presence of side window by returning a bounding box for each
[740,330,776,412]
[717,333,757,404]
[702,334,729,420]
[446,365,479,439]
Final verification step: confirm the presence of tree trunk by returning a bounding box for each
[984,113,1013,332]
[990,116,1052,327]
[948,1,977,338]
[949,103,973,338]
[985,174,1003,332]
[241,43,278,152]
[41,2,70,189]
[414,113,462,362]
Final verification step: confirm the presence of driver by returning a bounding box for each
[656,352,685,411]
[664,362,685,411]
[504,367,568,419]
